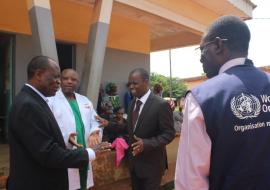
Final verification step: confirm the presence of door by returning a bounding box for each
[56,42,75,71]
[0,33,14,143]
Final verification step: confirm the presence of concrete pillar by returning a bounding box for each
[28,0,58,62]
[80,0,113,108]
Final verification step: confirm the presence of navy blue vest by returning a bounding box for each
[191,59,270,190]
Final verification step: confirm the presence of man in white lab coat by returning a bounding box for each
[48,68,107,190]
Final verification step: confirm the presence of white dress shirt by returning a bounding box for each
[25,83,49,102]
[26,84,96,165]
[175,57,246,190]
[133,89,151,130]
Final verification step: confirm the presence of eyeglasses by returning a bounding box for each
[195,37,228,55]
[195,40,215,51]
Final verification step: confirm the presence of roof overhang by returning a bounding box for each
[71,0,256,52]
[113,0,256,52]
[191,0,256,20]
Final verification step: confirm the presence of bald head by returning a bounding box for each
[27,55,60,96]
[129,68,149,83]
[60,69,79,98]
[204,15,250,55]
[61,69,77,77]
[128,68,149,98]
[27,55,57,80]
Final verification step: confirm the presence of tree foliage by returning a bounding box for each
[150,72,187,98]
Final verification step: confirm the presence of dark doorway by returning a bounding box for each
[56,42,75,71]
[0,33,14,143]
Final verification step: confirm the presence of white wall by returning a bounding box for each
[14,39,149,108]
[103,48,149,106]
[75,45,150,106]
[15,34,36,94]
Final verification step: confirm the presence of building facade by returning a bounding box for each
[0,0,255,141]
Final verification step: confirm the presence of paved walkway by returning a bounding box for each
[0,139,178,190]
[0,144,9,190]
[0,144,9,176]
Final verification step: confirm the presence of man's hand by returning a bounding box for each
[95,115,109,128]
[131,135,144,156]
[91,141,112,156]
[88,131,100,148]
[68,133,83,148]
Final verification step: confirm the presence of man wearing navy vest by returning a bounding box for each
[175,15,270,190]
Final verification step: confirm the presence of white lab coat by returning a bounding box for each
[48,89,101,190]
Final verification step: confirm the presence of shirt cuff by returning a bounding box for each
[86,148,96,161]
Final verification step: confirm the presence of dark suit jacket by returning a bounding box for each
[127,92,175,178]
[8,85,89,190]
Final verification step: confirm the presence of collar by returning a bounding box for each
[60,88,76,100]
[136,89,151,105]
[218,57,246,74]
[25,83,49,103]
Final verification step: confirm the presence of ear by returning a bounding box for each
[34,69,44,81]
[214,37,228,55]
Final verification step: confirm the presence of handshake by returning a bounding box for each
[68,131,111,155]
[68,115,111,155]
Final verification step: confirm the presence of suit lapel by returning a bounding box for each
[128,100,136,132]
[58,89,73,116]
[22,85,48,106]
[134,93,154,132]
[23,85,66,147]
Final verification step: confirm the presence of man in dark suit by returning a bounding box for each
[8,56,110,190]
[127,68,175,190]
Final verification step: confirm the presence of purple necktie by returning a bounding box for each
[132,100,142,129]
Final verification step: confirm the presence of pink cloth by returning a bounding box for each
[112,137,129,167]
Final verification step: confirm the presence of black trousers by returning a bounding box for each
[130,170,162,190]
